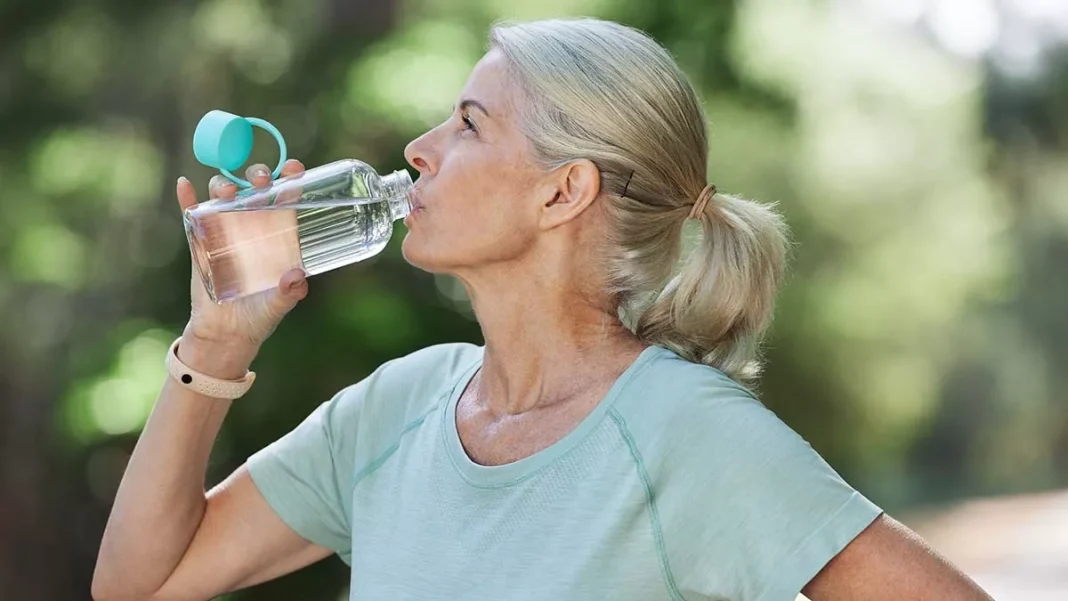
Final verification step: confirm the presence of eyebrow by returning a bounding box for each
[458,98,490,118]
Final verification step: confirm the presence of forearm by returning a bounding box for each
[92,340,256,599]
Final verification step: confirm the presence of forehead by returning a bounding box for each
[460,49,522,116]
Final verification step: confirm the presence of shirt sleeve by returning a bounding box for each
[246,384,362,565]
[650,385,883,601]
[242,343,480,567]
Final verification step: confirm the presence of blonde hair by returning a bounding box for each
[491,19,789,382]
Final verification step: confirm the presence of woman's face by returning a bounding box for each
[401,50,553,275]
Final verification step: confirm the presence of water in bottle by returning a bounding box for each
[184,159,413,302]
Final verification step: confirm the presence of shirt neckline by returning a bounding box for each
[441,345,666,488]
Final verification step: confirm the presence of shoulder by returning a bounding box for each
[612,352,882,601]
[613,346,768,439]
[612,347,804,477]
[613,351,881,601]
[324,342,482,435]
[367,342,483,402]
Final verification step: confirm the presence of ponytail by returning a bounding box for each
[634,191,790,382]
[488,19,790,381]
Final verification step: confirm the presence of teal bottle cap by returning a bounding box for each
[192,110,288,188]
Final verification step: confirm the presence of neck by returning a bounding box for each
[458,249,646,416]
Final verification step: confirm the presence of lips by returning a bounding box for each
[408,186,427,212]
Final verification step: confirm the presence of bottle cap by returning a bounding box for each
[193,110,288,188]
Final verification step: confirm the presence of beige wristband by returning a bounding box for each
[165,337,256,399]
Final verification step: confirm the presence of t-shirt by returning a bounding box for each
[247,343,882,601]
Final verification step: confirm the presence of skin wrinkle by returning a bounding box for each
[402,50,646,466]
[398,26,993,600]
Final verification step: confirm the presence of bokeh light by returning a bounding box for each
[4,0,1067,599]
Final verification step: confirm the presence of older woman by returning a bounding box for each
[93,18,993,601]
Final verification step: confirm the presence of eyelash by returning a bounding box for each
[460,113,478,135]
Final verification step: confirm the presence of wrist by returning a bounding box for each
[175,331,259,380]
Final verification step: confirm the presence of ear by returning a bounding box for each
[538,159,602,230]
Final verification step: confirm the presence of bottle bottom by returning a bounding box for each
[187,200,394,303]
[187,208,305,302]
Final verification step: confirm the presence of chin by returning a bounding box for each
[400,233,446,274]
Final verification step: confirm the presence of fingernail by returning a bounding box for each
[177,176,188,185]
[289,277,306,290]
[251,166,269,178]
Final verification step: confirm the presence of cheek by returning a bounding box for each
[403,199,531,271]
[402,142,539,269]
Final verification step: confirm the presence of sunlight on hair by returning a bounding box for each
[492,19,789,381]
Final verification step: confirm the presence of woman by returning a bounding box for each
[93,18,994,601]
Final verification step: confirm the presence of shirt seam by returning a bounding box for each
[349,398,444,495]
[609,409,688,601]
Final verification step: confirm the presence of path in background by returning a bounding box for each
[905,488,1068,600]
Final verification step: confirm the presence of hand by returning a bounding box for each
[176,160,307,372]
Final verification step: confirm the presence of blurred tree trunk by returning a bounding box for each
[0,353,89,600]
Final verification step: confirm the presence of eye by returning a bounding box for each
[460,112,478,135]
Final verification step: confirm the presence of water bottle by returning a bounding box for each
[183,110,413,303]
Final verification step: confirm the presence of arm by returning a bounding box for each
[153,465,332,600]
[802,514,995,601]
[94,163,316,600]
[91,341,330,601]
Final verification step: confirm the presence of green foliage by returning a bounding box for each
[2,0,1067,599]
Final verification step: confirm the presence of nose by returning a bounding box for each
[404,128,438,177]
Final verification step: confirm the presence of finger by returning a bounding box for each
[280,267,307,289]
[280,159,305,178]
[176,177,198,211]
[276,159,306,205]
[209,174,237,200]
[269,268,309,313]
[245,163,273,189]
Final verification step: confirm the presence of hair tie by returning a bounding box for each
[688,183,717,220]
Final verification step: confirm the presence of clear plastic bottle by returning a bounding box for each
[184,159,413,303]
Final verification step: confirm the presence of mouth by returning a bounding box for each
[408,186,427,212]
[404,187,426,223]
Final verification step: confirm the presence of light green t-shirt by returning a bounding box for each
[247,343,882,601]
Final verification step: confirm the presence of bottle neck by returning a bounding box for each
[381,170,414,221]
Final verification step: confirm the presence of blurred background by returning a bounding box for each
[1,0,1066,599]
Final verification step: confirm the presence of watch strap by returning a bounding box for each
[165,337,256,399]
